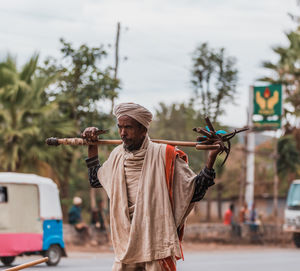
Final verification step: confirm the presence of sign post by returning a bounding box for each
[245,87,255,208]
[245,84,282,210]
[253,84,282,130]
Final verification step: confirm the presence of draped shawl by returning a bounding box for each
[98,138,196,264]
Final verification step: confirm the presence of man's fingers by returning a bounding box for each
[82,127,99,139]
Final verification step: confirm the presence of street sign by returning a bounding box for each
[252,84,282,130]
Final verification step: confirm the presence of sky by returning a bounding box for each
[0,0,298,127]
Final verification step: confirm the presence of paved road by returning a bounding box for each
[1,248,300,270]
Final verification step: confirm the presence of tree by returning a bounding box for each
[0,55,75,173]
[190,42,238,221]
[40,39,121,215]
[151,101,239,222]
[259,9,300,200]
[191,42,238,123]
[41,38,119,131]
[150,101,205,172]
[277,135,300,184]
[0,38,121,219]
[259,8,300,131]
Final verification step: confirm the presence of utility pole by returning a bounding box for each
[238,140,246,210]
[273,136,279,222]
[110,22,121,115]
[245,86,255,208]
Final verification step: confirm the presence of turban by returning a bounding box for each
[113,102,153,129]
[73,196,82,205]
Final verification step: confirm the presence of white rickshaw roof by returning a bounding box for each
[0,172,63,220]
[292,179,300,185]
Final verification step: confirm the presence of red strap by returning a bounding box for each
[161,145,188,270]
[165,145,188,205]
[165,145,175,205]
[159,257,177,271]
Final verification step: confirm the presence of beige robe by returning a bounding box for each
[98,136,196,264]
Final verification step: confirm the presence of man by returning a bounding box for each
[224,203,241,237]
[68,196,90,241]
[223,203,234,225]
[239,202,249,223]
[83,102,222,271]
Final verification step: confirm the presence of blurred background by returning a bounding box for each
[1,0,300,268]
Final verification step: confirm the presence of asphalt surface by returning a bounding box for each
[1,247,300,270]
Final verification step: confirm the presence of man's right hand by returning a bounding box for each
[82,127,99,142]
[82,127,100,158]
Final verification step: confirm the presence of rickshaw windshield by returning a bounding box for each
[287,183,300,210]
[0,186,8,203]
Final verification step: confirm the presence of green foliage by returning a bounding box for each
[150,102,204,171]
[0,39,121,219]
[0,54,75,172]
[259,15,300,130]
[41,38,119,132]
[191,42,238,123]
[150,101,231,173]
[38,39,121,216]
[254,140,277,196]
[277,135,300,181]
[189,42,238,201]
[258,7,300,198]
[0,38,243,218]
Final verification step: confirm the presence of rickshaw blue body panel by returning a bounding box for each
[42,220,65,250]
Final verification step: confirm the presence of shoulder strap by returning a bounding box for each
[161,145,188,269]
[165,145,188,204]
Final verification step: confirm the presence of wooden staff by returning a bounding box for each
[46,137,220,150]
[4,257,48,271]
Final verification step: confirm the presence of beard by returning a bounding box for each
[122,136,144,151]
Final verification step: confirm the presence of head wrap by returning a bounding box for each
[113,102,153,129]
[73,196,82,205]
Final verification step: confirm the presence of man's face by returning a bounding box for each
[117,115,147,151]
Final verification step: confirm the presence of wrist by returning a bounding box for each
[88,145,98,158]
[85,155,100,168]
[206,152,218,169]
[201,167,216,187]
[206,158,215,169]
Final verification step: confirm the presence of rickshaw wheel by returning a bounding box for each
[45,245,62,266]
[0,256,15,266]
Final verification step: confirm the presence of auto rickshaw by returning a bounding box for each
[0,172,66,266]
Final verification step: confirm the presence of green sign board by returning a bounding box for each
[252,84,282,130]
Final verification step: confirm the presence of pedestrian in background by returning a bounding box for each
[239,202,249,223]
[224,203,241,237]
[68,196,90,241]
